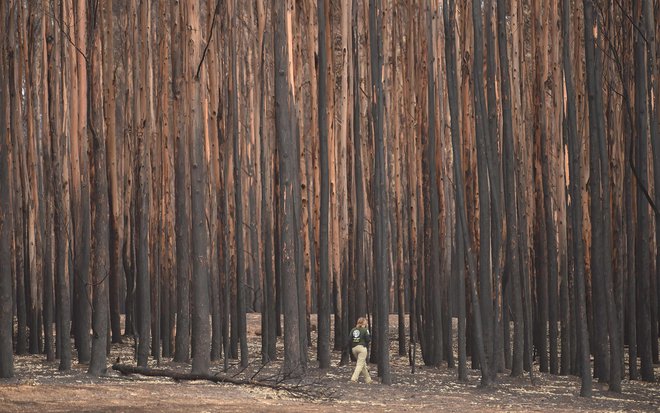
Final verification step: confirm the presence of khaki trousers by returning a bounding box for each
[350,345,372,383]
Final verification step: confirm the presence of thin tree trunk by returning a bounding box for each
[0,0,14,376]
[173,0,190,364]
[317,0,331,370]
[135,0,152,368]
[497,0,523,378]
[425,1,443,368]
[230,0,248,368]
[563,0,591,395]
[369,0,391,385]
[632,0,654,383]
[88,1,109,374]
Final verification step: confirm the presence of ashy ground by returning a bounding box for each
[0,315,658,412]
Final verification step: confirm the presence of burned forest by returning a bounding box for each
[0,0,659,408]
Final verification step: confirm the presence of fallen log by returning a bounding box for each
[111,364,333,399]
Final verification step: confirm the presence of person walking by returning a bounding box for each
[349,317,373,383]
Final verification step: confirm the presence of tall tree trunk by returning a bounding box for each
[369,0,391,385]
[471,0,493,377]
[497,0,524,378]
[135,0,152,368]
[632,0,655,383]
[188,0,211,375]
[425,0,443,368]
[230,0,248,368]
[173,0,190,364]
[72,0,92,365]
[563,0,591,396]
[317,0,331,370]
[0,0,14,377]
[88,0,110,375]
[103,0,122,346]
[274,0,304,378]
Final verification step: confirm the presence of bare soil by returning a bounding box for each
[0,314,658,412]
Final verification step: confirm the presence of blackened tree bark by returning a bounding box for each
[135,0,152,368]
[257,0,276,364]
[471,0,493,374]
[497,0,523,378]
[443,0,467,381]
[369,0,391,385]
[103,0,122,345]
[88,0,110,376]
[645,0,660,368]
[352,1,366,323]
[540,102,559,376]
[317,0,331,370]
[584,0,608,384]
[55,0,73,370]
[563,0,591,396]
[0,1,14,376]
[632,0,655,383]
[231,1,248,369]
[425,1,443,368]
[484,0,505,376]
[73,0,92,366]
[274,0,304,378]
[173,0,190,364]
[188,0,211,375]
[584,0,622,390]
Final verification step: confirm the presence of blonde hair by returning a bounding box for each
[356,317,368,328]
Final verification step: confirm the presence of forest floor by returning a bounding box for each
[0,314,658,412]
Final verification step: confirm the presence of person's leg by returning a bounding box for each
[360,351,372,383]
[350,347,362,382]
[354,346,371,383]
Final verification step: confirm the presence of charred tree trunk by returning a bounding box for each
[188,0,211,375]
[564,0,591,395]
[274,0,304,378]
[369,0,391,385]
[230,1,248,368]
[88,0,110,376]
[173,0,191,364]
[632,0,655,383]
[135,0,152,368]
[425,1,443,368]
[497,0,524,378]
[0,0,14,377]
[317,0,331,370]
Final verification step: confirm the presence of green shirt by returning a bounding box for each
[349,327,371,348]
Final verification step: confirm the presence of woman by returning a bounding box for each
[349,317,373,383]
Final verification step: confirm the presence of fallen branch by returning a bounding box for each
[111,364,335,400]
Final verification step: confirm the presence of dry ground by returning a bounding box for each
[0,314,658,412]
